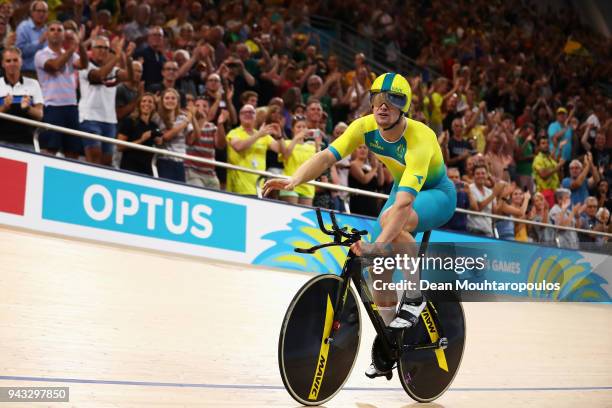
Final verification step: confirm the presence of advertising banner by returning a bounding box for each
[0,147,609,302]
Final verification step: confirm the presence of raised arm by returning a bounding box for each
[581,123,593,152]
[230,124,275,152]
[264,118,365,195]
[89,39,123,83]
[214,110,228,149]
[43,47,76,73]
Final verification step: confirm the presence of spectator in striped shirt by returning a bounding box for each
[34,21,88,158]
[185,97,228,190]
[153,88,196,182]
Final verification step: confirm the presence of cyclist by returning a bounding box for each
[264,72,456,378]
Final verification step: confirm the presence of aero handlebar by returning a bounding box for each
[295,208,368,254]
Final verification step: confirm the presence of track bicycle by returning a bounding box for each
[278,208,465,405]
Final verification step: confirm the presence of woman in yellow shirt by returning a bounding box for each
[278,117,320,206]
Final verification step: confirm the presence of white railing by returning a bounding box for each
[0,111,610,242]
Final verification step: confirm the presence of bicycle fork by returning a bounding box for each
[323,257,356,345]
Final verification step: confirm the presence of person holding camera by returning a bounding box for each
[225,103,285,195]
[116,93,158,176]
[0,47,43,150]
[277,117,320,206]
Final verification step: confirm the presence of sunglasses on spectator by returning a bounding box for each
[164,66,178,71]
[93,45,109,50]
[240,110,256,115]
[207,78,221,82]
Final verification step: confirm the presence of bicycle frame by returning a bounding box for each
[297,209,447,359]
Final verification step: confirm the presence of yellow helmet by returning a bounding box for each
[370,72,412,114]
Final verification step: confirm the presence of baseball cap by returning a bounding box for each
[556,107,568,114]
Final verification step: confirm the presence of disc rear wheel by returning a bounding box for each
[397,301,466,402]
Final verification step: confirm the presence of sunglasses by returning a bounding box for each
[370,91,406,110]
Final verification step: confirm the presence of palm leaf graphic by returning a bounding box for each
[253,210,376,274]
[526,249,610,302]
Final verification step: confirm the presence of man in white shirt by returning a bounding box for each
[79,36,134,165]
[467,164,505,236]
[0,47,43,149]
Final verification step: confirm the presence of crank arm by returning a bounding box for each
[403,337,448,352]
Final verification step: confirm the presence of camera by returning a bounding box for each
[151,128,163,138]
[305,129,320,142]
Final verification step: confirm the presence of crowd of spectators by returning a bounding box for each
[0,0,610,249]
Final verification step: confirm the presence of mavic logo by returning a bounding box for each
[422,309,436,334]
[309,355,326,399]
[415,175,424,184]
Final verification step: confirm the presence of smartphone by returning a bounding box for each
[0,95,26,105]
[305,129,319,142]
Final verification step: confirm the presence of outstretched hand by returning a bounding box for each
[263,177,296,197]
[350,241,374,257]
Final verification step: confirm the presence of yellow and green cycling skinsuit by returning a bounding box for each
[327,114,456,233]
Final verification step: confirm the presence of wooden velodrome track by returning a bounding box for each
[0,226,611,407]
